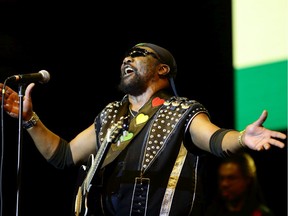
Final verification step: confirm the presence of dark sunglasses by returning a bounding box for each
[125,47,160,60]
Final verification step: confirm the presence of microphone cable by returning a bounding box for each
[0,79,9,216]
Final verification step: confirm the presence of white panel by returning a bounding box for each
[232,0,288,68]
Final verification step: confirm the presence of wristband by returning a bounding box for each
[209,128,235,157]
[23,112,39,129]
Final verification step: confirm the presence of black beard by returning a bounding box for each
[118,75,149,96]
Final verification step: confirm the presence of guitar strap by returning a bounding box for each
[159,142,187,216]
[97,91,171,168]
[128,96,205,216]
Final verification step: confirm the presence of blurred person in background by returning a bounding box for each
[205,152,275,216]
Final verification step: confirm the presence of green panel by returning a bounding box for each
[234,60,287,130]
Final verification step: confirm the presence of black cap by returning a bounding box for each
[134,43,177,78]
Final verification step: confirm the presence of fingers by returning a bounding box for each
[255,143,273,151]
[7,111,18,118]
[0,84,12,92]
[0,84,20,116]
[252,110,268,127]
[255,137,286,151]
[263,143,271,150]
[268,131,286,148]
[4,106,19,118]
[4,95,20,115]
[25,83,35,99]
[3,89,14,100]
[272,131,287,140]
[1,83,34,99]
[0,83,35,119]
[269,138,286,148]
[0,85,16,100]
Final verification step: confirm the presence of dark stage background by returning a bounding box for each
[0,1,286,216]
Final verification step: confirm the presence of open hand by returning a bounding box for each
[243,110,286,151]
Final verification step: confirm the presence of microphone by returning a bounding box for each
[7,70,50,84]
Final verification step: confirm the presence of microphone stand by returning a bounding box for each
[15,83,25,216]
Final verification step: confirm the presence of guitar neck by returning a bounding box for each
[84,139,111,188]
[83,119,124,190]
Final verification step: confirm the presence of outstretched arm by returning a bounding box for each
[0,83,96,165]
[189,111,286,155]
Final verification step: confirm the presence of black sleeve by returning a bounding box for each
[47,138,74,169]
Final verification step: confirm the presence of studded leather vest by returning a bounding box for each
[94,90,209,216]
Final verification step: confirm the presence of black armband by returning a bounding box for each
[209,129,235,157]
[47,138,74,169]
